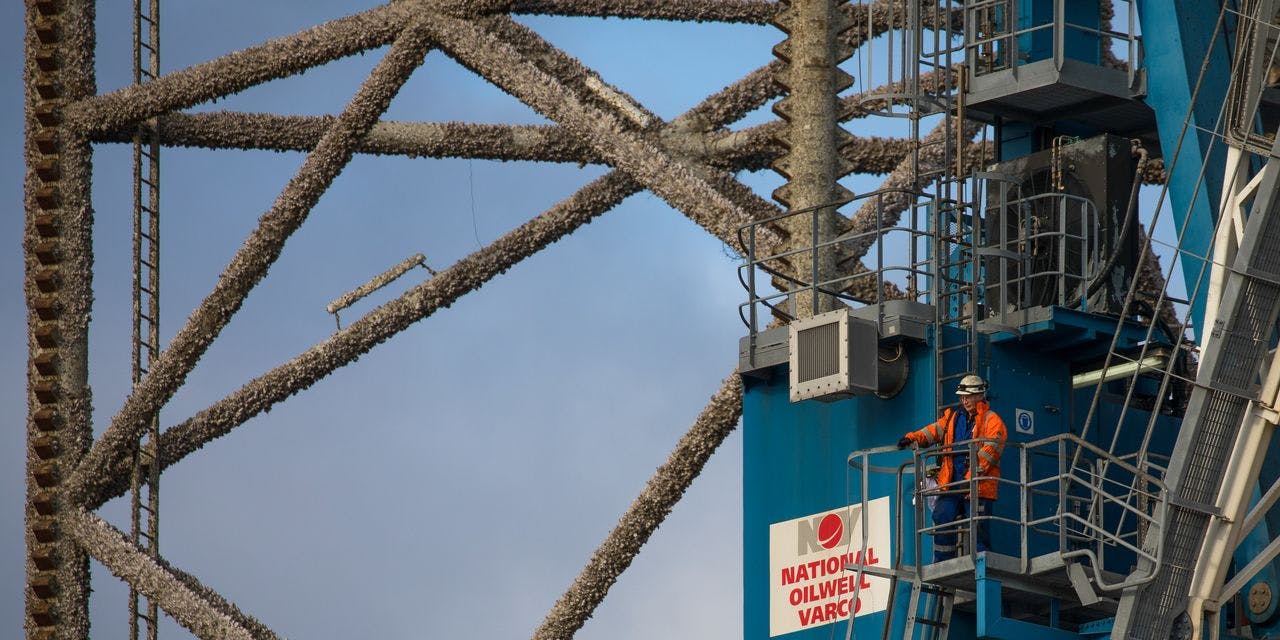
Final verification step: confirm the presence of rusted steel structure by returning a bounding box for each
[20,1,1167,639]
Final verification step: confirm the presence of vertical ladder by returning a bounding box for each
[931,185,980,418]
[912,0,982,418]
[129,1,161,639]
[867,565,956,640]
[904,581,955,640]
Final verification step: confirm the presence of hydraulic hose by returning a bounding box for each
[1081,140,1148,303]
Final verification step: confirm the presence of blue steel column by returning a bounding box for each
[1135,0,1229,340]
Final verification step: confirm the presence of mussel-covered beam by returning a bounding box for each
[67,19,435,511]
[506,0,779,23]
[533,374,744,640]
[63,4,411,137]
[422,11,775,252]
[64,508,278,640]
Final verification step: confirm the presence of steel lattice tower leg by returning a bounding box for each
[769,0,856,319]
[24,1,97,638]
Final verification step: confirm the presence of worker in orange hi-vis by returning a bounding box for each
[897,374,1007,562]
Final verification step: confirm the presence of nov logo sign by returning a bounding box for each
[797,511,854,554]
[768,498,892,637]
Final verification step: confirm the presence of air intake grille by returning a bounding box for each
[797,322,840,383]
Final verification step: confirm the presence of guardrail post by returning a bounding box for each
[1021,444,1030,572]
[1053,0,1064,70]
[1058,437,1067,555]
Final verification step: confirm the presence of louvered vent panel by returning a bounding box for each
[797,321,840,383]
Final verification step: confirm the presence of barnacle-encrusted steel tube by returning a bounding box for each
[24,1,96,637]
[421,11,781,252]
[67,18,434,511]
[95,114,597,163]
[81,171,643,510]
[479,13,789,241]
[506,0,779,23]
[64,508,277,640]
[62,4,412,138]
[533,374,744,640]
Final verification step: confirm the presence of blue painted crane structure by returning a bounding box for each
[739,2,1280,639]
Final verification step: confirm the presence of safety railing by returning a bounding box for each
[737,188,939,336]
[962,0,1143,90]
[846,432,1167,593]
[978,172,1101,329]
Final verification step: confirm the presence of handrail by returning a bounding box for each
[737,187,939,336]
[963,0,1144,83]
[981,187,1101,320]
[845,431,1168,596]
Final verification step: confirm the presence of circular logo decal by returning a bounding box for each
[817,513,843,549]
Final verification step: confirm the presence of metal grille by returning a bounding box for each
[1182,391,1248,501]
[1216,284,1280,393]
[797,321,840,383]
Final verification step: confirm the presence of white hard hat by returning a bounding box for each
[956,374,988,396]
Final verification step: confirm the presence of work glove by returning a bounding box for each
[897,437,913,449]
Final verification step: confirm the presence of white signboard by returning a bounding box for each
[1015,408,1035,435]
[767,497,892,637]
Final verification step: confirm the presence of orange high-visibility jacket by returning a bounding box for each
[904,400,1007,500]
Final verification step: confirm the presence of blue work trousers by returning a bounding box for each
[931,494,993,562]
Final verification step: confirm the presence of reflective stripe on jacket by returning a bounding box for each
[904,400,1007,500]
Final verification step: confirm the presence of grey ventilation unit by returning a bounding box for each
[789,309,879,402]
